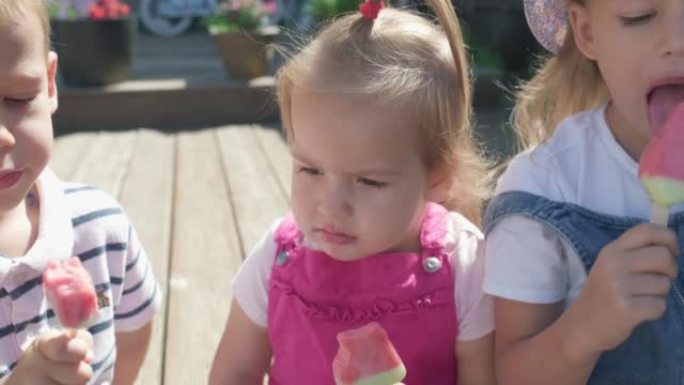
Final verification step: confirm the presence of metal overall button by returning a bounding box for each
[275,251,289,265]
[423,256,442,273]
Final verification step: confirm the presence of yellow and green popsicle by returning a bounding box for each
[639,102,684,225]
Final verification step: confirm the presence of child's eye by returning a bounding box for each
[4,96,36,107]
[620,12,655,26]
[297,166,321,176]
[358,177,387,189]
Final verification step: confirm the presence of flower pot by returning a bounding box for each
[212,26,279,80]
[51,16,137,86]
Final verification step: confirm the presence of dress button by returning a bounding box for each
[275,251,289,265]
[423,256,442,273]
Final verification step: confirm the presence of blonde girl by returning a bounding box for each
[209,0,496,383]
[484,0,684,384]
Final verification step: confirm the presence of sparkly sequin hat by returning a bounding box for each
[524,0,569,54]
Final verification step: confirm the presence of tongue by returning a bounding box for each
[648,84,684,133]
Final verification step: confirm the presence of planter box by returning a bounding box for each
[51,16,137,86]
[212,26,279,80]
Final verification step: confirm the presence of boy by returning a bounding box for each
[0,1,160,384]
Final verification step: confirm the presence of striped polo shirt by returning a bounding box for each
[0,169,161,384]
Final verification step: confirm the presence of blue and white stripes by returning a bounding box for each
[0,171,160,384]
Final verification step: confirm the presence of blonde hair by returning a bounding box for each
[512,0,609,150]
[0,0,51,55]
[277,0,489,225]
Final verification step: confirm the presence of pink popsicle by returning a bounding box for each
[43,257,98,329]
[639,101,684,224]
[332,322,406,385]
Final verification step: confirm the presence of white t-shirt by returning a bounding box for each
[483,104,684,307]
[233,211,495,341]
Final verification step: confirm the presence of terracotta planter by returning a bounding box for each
[212,26,279,80]
[51,16,137,86]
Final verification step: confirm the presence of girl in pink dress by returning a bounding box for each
[209,0,494,383]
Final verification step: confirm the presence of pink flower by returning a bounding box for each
[88,0,130,20]
[229,0,243,11]
[262,0,276,14]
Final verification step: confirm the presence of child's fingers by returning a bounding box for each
[627,273,672,296]
[35,329,75,362]
[37,329,93,364]
[629,296,668,322]
[618,223,679,256]
[65,329,95,363]
[48,360,93,385]
[627,246,679,279]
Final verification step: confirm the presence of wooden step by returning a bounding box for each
[54,76,278,134]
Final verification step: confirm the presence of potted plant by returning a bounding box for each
[307,0,358,25]
[204,0,279,80]
[49,0,137,86]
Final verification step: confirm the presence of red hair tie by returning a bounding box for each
[359,0,382,20]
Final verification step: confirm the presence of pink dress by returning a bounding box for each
[267,203,458,384]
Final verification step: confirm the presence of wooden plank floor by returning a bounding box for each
[50,125,292,385]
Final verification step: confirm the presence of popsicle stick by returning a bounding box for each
[650,204,670,226]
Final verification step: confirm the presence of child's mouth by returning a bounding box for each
[0,170,23,190]
[316,228,357,245]
[647,83,684,134]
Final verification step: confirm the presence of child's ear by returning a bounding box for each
[568,3,597,60]
[47,51,59,114]
[426,168,453,204]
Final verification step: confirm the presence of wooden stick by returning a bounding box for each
[650,204,670,226]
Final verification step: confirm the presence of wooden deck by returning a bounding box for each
[50,125,292,385]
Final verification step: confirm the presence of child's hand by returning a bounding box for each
[571,223,679,355]
[5,329,94,385]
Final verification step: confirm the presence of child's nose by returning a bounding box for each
[0,127,16,150]
[318,182,352,219]
[662,3,684,57]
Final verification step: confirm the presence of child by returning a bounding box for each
[208,0,495,384]
[0,1,161,384]
[483,0,683,384]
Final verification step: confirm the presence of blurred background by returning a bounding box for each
[50,0,544,162]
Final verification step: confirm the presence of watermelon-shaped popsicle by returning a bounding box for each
[43,257,98,329]
[639,102,684,224]
[332,322,406,385]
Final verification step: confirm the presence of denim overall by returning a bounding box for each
[485,191,684,384]
[267,203,458,385]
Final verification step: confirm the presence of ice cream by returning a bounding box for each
[43,257,98,329]
[639,101,684,224]
[332,322,406,385]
